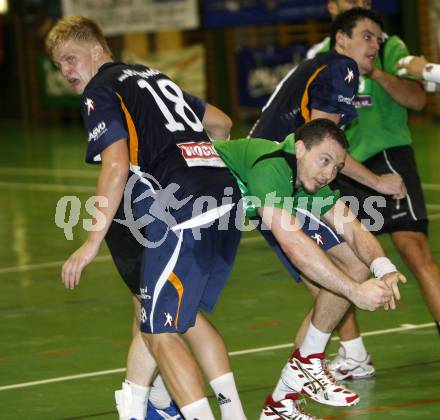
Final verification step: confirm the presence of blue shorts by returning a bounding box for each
[254,208,343,282]
[121,170,243,334]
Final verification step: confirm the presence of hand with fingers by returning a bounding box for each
[397,55,427,79]
[375,173,406,199]
[61,240,100,289]
[351,279,395,311]
[380,271,407,311]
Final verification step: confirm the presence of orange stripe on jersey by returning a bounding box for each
[300,65,327,122]
[167,272,184,329]
[115,92,139,166]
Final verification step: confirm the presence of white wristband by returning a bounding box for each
[370,257,397,279]
[423,63,440,84]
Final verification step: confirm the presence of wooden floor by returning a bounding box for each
[0,120,439,419]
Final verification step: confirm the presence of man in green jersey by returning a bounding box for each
[215,118,406,418]
[121,119,405,419]
[306,0,440,382]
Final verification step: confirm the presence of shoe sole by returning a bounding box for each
[299,388,360,407]
[333,369,376,381]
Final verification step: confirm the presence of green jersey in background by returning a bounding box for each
[308,35,416,162]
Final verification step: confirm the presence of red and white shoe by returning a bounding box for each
[260,393,319,420]
[280,349,360,407]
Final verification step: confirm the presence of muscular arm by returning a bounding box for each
[259,207,357,298]
[323,200,385,266]
[62,139,129,288]
[87,139,129,245]
[370,68,426,111]
[323,200,407,308]
[310,109,405,198]
[202,103,232,140]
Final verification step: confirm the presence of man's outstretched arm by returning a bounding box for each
[258,206,393,311]
[323,200,407,309]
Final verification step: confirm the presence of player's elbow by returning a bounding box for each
[278,235,306,267]
[409,86,427,111]
[211,116,233,140]
[107,160,129,183]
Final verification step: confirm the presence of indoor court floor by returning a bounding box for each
[0,120,439,419]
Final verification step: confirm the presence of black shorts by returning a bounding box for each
[331,145,428,235]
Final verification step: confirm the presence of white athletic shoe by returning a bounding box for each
[280,349,360,407]
[260,393,319,420]
[115,382,133,420]
[115,382,146,420]
[328,349,375,381]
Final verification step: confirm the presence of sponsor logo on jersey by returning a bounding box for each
[85,98,95,115]
[344,67,354,83]
[353,95,372,108]
[177,142,226,168]
[88,121,107,142]
[338,95,354,105]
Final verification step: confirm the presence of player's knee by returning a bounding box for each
[396,235,434,269]
[142,331,182,355]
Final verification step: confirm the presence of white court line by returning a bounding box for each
[0,322,434,392]
[0,236,264,275]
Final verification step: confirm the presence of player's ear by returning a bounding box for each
[295,140,306,158]
[91,43,104,60]
[335,30,347,50]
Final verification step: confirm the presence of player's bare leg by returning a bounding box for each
[336,305,361,341]
[127,296,157,384]
[391,231,440,324]
[184,313,247,419]
[115,296,156,420]
[142,331,215,419]
[146,313,246,419]
[265,243,368,413]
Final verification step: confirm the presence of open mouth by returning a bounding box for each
[67,78,80,88]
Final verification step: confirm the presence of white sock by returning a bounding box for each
[124,380,149,420]
[149,375,172,409]
[299,322,331,357]
[340,336,368,361]
[209,372,247,420]
[272,375,296,402]
[180,397,215,420]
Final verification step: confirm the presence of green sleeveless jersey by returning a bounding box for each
[213,135,339,219]
[308,35,415,161]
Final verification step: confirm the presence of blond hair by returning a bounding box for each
[45,15,113,58]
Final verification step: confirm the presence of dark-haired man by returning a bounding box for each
[249,8,404,199]
[306,1,440,383]
[214,119,405,419]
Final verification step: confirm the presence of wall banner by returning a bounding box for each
[62,0,199,35]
